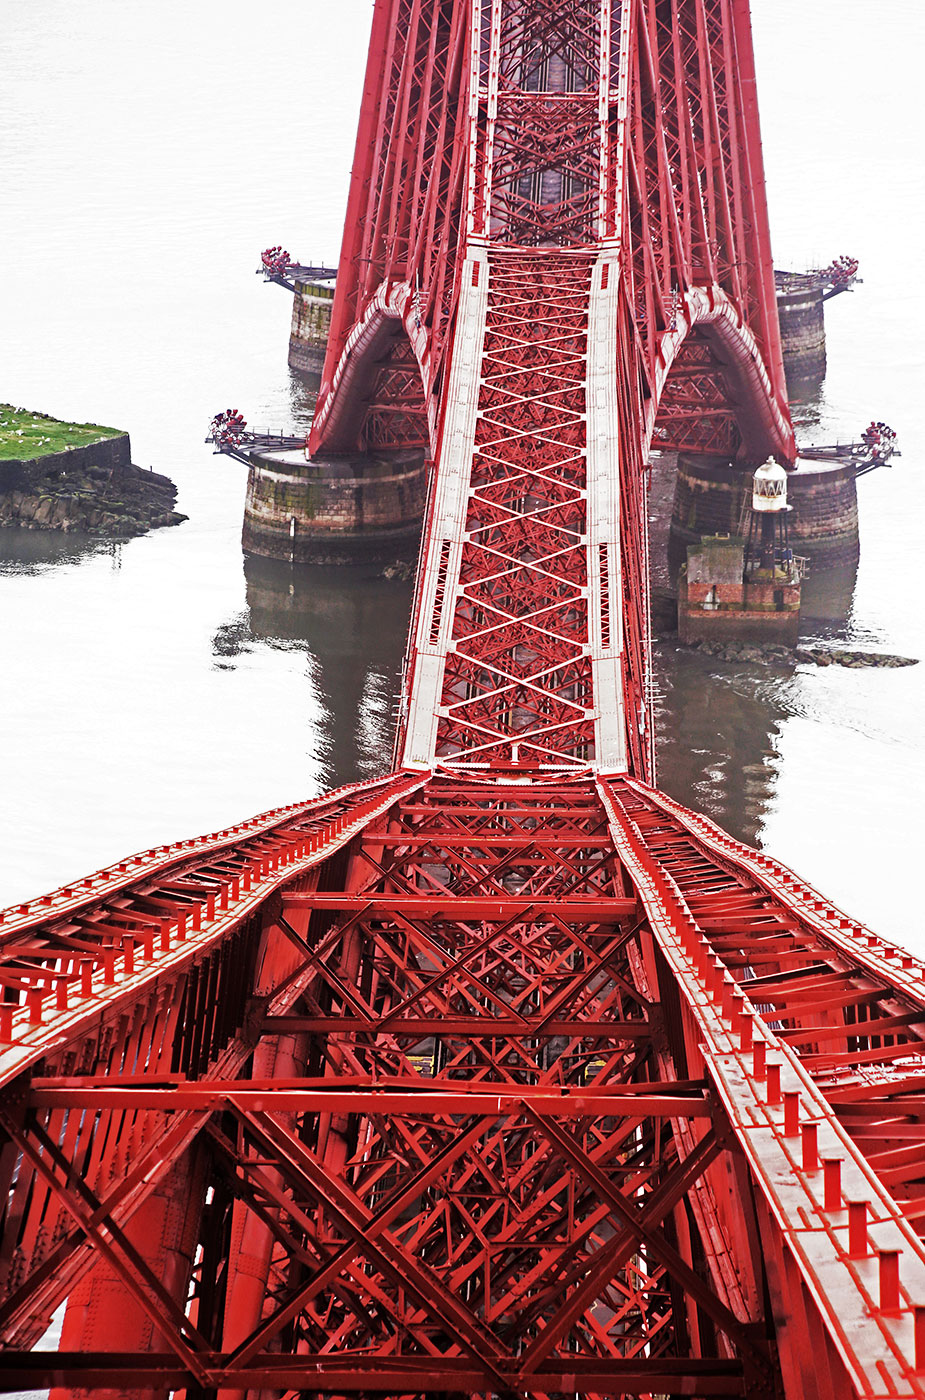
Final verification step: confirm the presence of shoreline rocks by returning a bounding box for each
[676,638,918,669]
[0,433,186,537]
[381,559,416,581]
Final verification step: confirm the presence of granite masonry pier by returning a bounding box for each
[775,271,827,384]
[669,452,859,569]
[242,446,428,564]
[288,279,334,375]
[0,414,184,536]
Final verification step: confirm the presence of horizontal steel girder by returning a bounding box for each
[29,1081,712,1117]
[0,1353,747,1394]
[4,776,925,1397]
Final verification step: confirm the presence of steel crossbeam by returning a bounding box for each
[0,0,918,1396]
[3,775,924,1396]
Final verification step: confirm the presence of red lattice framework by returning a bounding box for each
[317,0,794,782]
[311,0,793,469]
[308,0,469,456]
[436,251,598,769]
[622,0,792,458]
[472,0,605,244]
[5,3,922,1398]
[3,779,925,1397]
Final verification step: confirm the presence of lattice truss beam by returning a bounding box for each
[622,0,790,452]
[6,0,916,1396]
[391,0,795,779]
[3,778,925,1398]
[362,336,431,452]
[310,0,469,455]
[652,333,741,454]
[437,251,597,769]
[311,0,793,467]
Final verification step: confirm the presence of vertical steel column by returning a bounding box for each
[50,1145,208,1400]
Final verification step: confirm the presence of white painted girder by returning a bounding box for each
[401,248,490,770]
[587,249,628,774]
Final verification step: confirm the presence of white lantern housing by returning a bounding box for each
[752,457,788,513]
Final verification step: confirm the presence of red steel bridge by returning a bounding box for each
[2,2,923,1396]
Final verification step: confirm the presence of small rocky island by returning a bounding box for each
[0,406,186,536]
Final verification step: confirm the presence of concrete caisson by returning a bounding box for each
[786,457,859,567]
[669,454,744,556]
[242,447,427,564]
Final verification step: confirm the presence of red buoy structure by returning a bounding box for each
[2,3,923,1397]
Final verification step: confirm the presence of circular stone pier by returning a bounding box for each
[669,452,860,569]
[242,447,428,565]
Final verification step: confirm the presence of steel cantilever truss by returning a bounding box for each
[1,2,922,1398]
[4,780,925,1397]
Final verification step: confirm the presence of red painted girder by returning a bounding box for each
[600,776,925,1397]
[0,772,423,1089]
[627,776,925,1010]
[35,1072,708,1094]
[29,1085,712,1117]
[0,770,403,939]
[0,1354,748,1394]
[0,0,890,1387]
[280,893,636,918]
[397,791,604,804]
[258,1016,652,1035]
[374,833,614,846]
[14,770,910,1393]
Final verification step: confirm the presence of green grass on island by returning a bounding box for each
[0,405,123,460]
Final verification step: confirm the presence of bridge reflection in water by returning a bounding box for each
[233,551,806,851]
[232,555,411,785]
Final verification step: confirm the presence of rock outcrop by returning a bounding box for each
[0,430,186,536]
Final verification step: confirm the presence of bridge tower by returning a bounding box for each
[2,4,924,1399]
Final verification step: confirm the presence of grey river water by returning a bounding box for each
[1,0,924,952]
